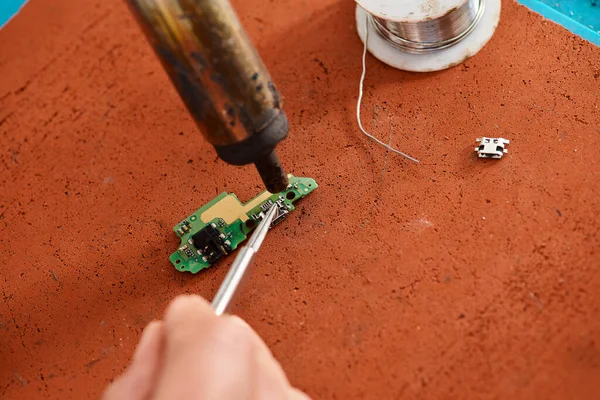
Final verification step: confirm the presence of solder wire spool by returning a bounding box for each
[355,0,501,72]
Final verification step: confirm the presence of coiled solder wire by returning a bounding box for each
[369,0,485,53]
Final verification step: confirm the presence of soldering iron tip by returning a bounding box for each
[254,151,289,193]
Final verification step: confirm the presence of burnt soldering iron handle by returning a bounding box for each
[127,0,289,193]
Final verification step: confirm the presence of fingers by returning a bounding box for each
[153,295,253,399]
[228,315,289,384]
[152,295,293,400]
[103,321,164,400]
[289,388,312,400]
[106,295,303,400]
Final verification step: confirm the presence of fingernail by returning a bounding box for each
[228,316,251,328]
[133,321,162,362]
[164,295,212,323]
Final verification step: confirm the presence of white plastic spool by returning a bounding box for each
[355,0,501,72]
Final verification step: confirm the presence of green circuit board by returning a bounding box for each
[170,175,318,273]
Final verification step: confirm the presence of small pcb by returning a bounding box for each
[170,175,318,273]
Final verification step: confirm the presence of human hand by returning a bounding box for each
[103,295,309,400]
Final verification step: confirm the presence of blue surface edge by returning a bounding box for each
[518,0,600,46]
[0,1,28,29]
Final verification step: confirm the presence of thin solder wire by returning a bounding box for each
[356,15,419,163]
[369,0,485,53]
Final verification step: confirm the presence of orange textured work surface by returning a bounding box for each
[1,0,600,398]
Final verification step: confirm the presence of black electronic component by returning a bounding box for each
[191,224,229,263]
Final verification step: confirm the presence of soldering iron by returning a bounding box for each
[127,0,289,193]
